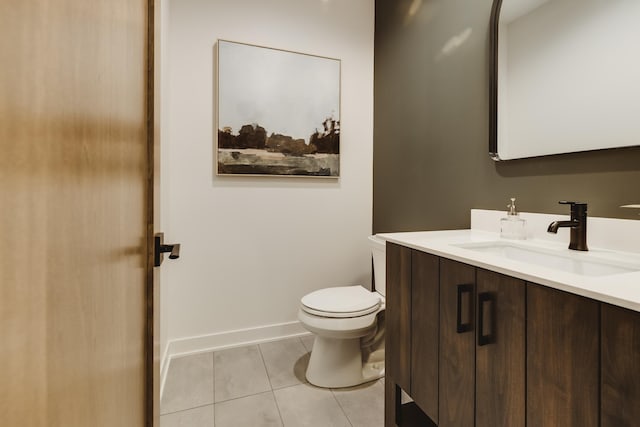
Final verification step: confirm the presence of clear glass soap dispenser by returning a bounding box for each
[501,197,527,240]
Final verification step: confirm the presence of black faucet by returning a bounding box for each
[547,201,588,251]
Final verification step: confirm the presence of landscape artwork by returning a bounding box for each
[216,40,341,177]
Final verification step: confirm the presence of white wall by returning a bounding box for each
[158,0,171,380]
[161,0,374,366]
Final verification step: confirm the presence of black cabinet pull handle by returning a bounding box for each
[478,292,496,346]
[456,284,474,333]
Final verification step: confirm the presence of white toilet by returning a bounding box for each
[298,235,386,388]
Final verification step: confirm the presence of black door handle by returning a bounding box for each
[154,232,181,267]
[478,292,496,346]
[456,284,474,333]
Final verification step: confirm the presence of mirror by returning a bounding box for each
[490,0,640,160]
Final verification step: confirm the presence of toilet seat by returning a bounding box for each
[301,286,381,318]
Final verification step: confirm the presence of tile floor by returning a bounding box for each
[161,336,384,427]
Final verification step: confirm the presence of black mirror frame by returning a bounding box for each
[489,0,503,161]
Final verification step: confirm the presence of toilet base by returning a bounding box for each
[305,336,385,388]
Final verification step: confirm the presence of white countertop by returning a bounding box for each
[378,228,640,312]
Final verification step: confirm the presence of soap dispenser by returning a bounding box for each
[501,198,526,240]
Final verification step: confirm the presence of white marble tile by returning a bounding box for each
[160,405,214,427]
[274,383,350,427]
[161,352,214,414]
[260,338,309,389]
[332,380,384,427]
[215,391,283,427]
[214,345,271,402]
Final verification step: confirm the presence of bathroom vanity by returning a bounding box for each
[380,210,640,427]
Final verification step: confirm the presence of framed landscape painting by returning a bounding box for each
[216,40,341,177]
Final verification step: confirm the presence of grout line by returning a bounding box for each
[330,388,355,427]
[213,389,275,405]
[262,344,286,427]
[160,402,215,417]
[271,389,286,426]
[256,342,287,425]
[256,342,275,391]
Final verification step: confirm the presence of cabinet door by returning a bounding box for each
[386,242,412,392]
[439,258,475,427]
[475,269,525,427]
[527,284,599,427]
[601,304,640,427]
[411,250,439,423]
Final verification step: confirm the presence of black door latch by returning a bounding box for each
[154,232,181,267]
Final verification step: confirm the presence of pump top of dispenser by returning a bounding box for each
[501,197,526,239]
[507,198,519,216]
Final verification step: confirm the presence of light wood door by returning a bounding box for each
[0,1,152,426]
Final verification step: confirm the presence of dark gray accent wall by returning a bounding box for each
[373,0,640,233]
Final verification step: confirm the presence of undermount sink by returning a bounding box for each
[453,241,640,277]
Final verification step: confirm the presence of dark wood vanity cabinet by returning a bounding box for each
[475,269,525,427]
[386,242,412,393]
[386,247,526,427]
[438,259,476,427]
[386,244,639,427]
[601,304,640,427]
[439,261,527,427]
[410,250,440,422]
[386,243,439,426]
[440,265,526,427]
[526,284,599,427]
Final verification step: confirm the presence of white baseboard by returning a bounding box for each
[159,320,310,398]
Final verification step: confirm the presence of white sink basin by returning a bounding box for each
[453,241,640,277]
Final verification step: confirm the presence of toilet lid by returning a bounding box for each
[301,286,381,318]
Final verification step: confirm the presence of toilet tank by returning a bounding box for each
[368,235,386,297]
